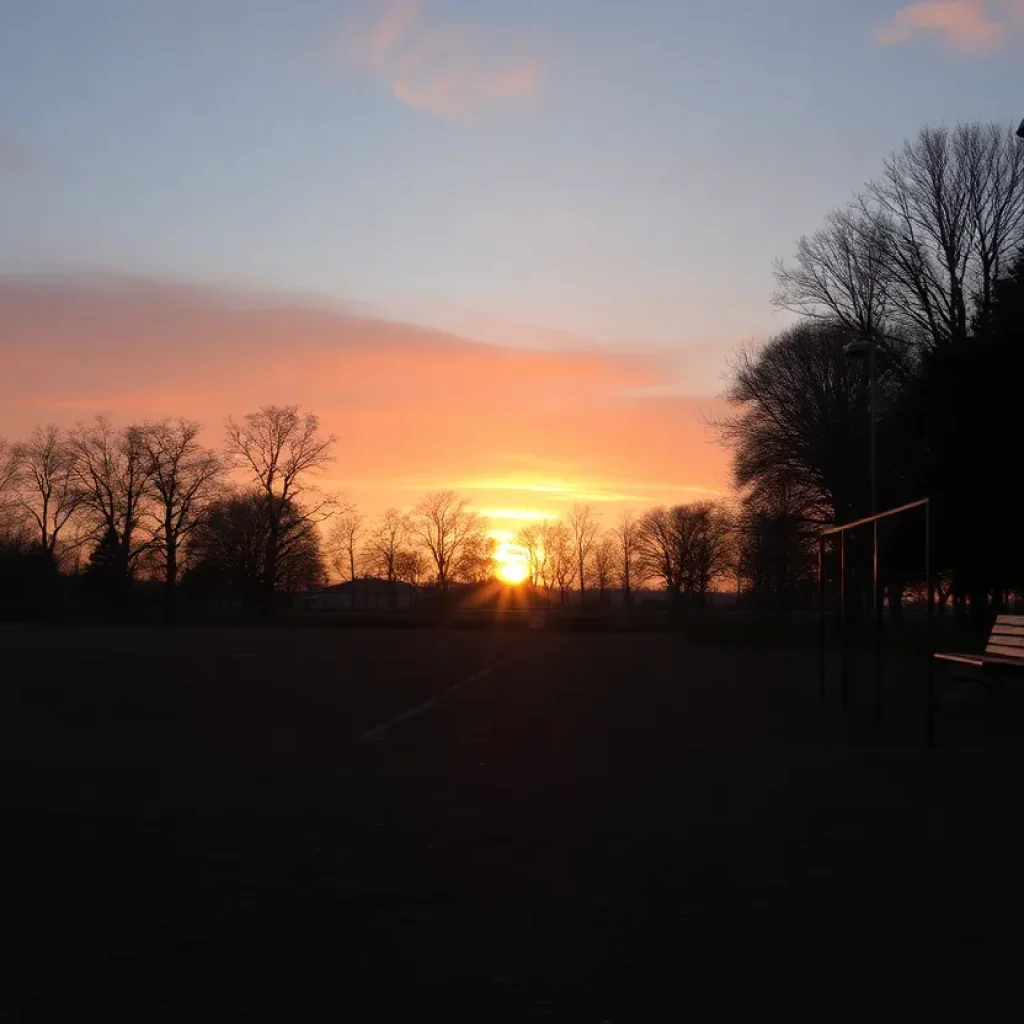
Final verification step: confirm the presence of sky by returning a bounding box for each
[1,0,1021,538]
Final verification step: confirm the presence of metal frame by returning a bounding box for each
[818,498,934,738]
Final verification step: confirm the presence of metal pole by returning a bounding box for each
[874,517,882,725]
[818,536,826,702]
[840,531,849,710]
[869,338,882,725]
[925,500,935,746]
[869,339,878,518]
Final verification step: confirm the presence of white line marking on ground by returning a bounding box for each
[357,660,509,743]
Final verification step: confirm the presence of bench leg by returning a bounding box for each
[927,663,936,747]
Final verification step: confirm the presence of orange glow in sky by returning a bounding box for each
[0,276,731,540]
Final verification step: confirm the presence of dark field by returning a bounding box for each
[2,625,1024,1021]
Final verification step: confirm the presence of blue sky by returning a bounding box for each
[1,0,1021,393]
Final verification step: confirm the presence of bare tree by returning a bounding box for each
[363,508,411,582]
[542,519,576,605]
[637,507,684,601]
[773,204,890,339]
[614,510,641,608]
[516,523,547,587]
[141,418,222,605]
[224,405,336,607]
[870,123,1024,349]
[412,491,487,591]
[0,437,24,535]
[715,322,891,525]
[569,503,600,606]
[675,502,735,601]
[870,125,972,348]
[455,533,497,584]
[70,416,155,579]
[956,122,1024,335]
[592,534,616,606]
[775,123,1024,351]
[328,505,365,582]
[11,425,80,554]
[394,547,427,586]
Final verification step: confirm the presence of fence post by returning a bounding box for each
[873,518,882,725]
[818,536,826,702]
[840,531,849,710]
[925,500,934,746]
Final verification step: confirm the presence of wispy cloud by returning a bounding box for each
[0,273,729,520]
[874,0,1024,51]
[345,0,543,118]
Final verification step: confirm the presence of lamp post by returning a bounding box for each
[844,332,881,719]
[843,335,877,516]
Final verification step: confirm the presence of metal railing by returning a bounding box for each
[818,498,934,736]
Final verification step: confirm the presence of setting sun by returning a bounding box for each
[495,542,530,585]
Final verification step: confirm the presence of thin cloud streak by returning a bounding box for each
[874,0,1024,51]
[345,0,543,118]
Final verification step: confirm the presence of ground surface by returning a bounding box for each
[2,624,1024,1021]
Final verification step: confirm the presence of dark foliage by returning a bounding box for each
[182,491,327,609]
[0,534,61,619]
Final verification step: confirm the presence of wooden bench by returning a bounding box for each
[931,615,1024,740]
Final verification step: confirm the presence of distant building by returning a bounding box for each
[296,578,414,612]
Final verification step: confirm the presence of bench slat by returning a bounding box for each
[992,628,1024,641]
[989,634,1024,648]
[995,615,1024,626]
[985,644,1024,661]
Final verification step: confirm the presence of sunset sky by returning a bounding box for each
[1,0,1019,537]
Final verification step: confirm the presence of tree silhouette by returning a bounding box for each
[592,534,616,606]
[515,523,547,588]
[718,323,881,526]
[736,483,816,616]
[775,122,1024,352]
[412,491,487,592]
[0,438,20,533]
[739,121,1024,619]
[542,520,575,605]
[773,203,890,339]
[363,508,412,583]
[637,503,734,606]
[637,507,684,603]
[613,510,641,608]
[186,491,326,603]
[70,417,154,582]
[224,405,336,612]
[141,418,222,612]
[11,425,80,555]
[569,503,599,606]
[454,533,497,584]
[328,506,365,582]
[83,526,127,606]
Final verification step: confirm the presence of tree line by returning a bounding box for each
[329,499,737,608]
[719,120,1024,620]
[0,403,752,617]
[0,407,337,616]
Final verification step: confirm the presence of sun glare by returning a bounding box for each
[495,541,530,585]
